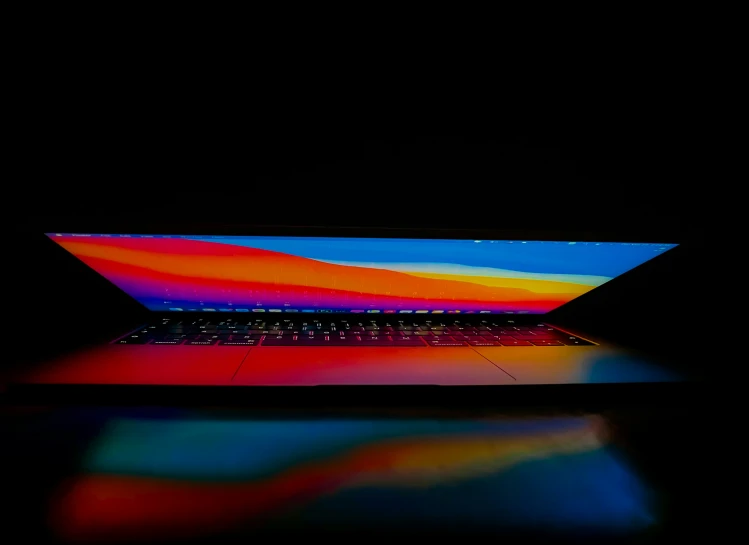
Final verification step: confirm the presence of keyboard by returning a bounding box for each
[114,318,594,347]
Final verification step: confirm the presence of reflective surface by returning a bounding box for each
[0,407,688,543]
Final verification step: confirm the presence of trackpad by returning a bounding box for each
[233,347,515,385]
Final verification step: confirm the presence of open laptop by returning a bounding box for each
[7,231,681,389]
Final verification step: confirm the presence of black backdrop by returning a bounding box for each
[0,31,721,544]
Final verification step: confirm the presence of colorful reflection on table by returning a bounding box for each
[49,413,656,542]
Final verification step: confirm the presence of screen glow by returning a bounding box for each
[46,234,676,314]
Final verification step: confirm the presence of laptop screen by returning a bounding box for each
[45,234,677,315]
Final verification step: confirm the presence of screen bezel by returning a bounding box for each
[38,222,685,244]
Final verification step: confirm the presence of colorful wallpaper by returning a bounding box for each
[46,234,677,314]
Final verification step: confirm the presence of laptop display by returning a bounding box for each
[46,234,677,315]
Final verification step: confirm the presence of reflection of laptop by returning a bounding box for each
[49,412,652,541]
[10,232,680,387]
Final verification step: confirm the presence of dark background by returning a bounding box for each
[0,19,722,542]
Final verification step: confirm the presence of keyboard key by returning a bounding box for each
[115,335,149,344]
[301,336,332,343]
[467,341,500,346]
[530,340,564,346]
[185,339,219,345]
[560,339,594,346]
[151,340,184,345]
[230,335,256,341]
[218,340,259,346]
[517,333,563,340]
[426,340,466,347]
[391,336,424,345]
[499,340,533,346]
[327,336,362,345]
[413,331,434,336]
[360,337,394,345]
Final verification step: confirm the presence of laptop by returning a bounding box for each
[7,231,681,389]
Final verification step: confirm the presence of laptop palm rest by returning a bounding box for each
[233,347,515,385]
[471,346,682,385]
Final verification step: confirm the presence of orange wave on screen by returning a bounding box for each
[58,238,572,301]
[406,272,590,295]
[76,255,568,310]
